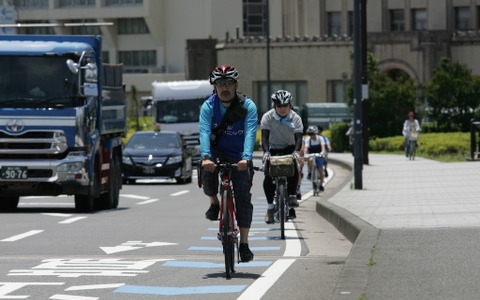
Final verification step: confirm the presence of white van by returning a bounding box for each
[151,80,212,163]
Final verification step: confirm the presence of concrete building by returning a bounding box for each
[3,0,480,115]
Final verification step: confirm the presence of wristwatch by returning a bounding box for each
[202,155,211,161]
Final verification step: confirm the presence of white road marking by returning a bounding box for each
[42,213,73,218]
[136,198,159,205]
[120,194,150,200]
[50,294,98,300]
[65,283,125,291]
[170,190,189,196]
[59,217,87,224]
[284,222,302,257]
[1,230,43,242]
[237,259,296,300]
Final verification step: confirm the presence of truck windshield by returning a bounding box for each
[0,56,82,108]
[155,99,205,123]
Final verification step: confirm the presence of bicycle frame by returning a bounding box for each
[216,162,239,279]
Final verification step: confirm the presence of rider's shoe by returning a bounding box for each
[239,243,254,262]
[307,172,311,180]
[324,169,329,177]
[265,209,275,224]
[288,208,296,219]
[320,184,324,191]
[205,203,219,221]
[289,195,299,207]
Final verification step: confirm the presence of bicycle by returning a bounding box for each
[216,162,239,279]
[407,131,420,160]
[257,154,297,240]
[308,153,325,196]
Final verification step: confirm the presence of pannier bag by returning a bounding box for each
[269,155,296,177]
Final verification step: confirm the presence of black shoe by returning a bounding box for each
[320,185,324,191]
[324,169,329,177]
[288,208,296,219]
[307,172,311,180]
[289,195,299,207]
[205,204,219,221]
[239,243,254,262]
[265,209,274,224]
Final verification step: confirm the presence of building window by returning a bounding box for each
[327,12,342,36]
[455,7,471,30]
[119,50,156,68]
[243,0,267,37]
[102,51,110,64]
[390,9,405,31]
[118,18,149,34]
[412,9,427,30]
[59,0,94,7]
[70,19,102,35]
[22,20,54,34]
[257,81,307,113]
[14,0,48,8]
[106,0,143,5]
[328,80,349,103]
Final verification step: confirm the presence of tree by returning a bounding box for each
[348,53,417,138]
[423,57,480,131]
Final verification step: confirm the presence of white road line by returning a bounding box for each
[42,213,73,218]
[1,230,44,242]
[50,294,98,300]
[136,198,159,205]
[59,217,87,224]
[237,259,296,300]
[170,190,189,196]
[283,222,302,257]
[65,283,125,291]
[120,194,151,200]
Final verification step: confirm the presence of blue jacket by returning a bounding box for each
[199,93,257,160]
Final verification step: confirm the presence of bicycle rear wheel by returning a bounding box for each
[311,166,319,196]
[222,189,235,279]
[277,182,286,240]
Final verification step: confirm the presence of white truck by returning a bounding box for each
[151,80,212,164]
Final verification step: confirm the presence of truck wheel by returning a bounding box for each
[98,155,120,210]
[74,194,95,213]
[0,196,19,211]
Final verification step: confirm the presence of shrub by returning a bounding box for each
[330,122,350,153]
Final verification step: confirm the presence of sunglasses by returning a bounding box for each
[215,80,236,88]
[276,104,290,108]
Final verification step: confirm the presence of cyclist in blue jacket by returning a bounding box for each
[199,65,258,262]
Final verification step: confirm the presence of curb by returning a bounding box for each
[316,157,380,300]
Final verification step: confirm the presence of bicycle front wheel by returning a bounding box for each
[311,166,319,196]
[222,189,235,279]
[277,181,286,240]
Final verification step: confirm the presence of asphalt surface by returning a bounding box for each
[316,153,480,300]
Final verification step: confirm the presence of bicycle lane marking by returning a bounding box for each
[238,168,333,299]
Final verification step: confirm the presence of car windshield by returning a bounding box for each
[155,99,204,123]
[0,56,82,108]
[126,133,181,150]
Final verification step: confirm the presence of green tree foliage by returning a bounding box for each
[349,53,417,138]
[423,57,480,131]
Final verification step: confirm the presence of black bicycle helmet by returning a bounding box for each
[209,65,239,84]
[271,90,293,106]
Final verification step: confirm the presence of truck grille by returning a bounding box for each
[0,130,68,159]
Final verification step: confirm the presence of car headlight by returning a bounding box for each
[166,156,182,165]
[57,162,83,172]
[122,156,133,165]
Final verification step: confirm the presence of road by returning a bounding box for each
[0,159,352,299]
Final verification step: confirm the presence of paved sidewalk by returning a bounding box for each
[317,153,480,300]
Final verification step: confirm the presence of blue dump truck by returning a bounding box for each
[0,35,125,212]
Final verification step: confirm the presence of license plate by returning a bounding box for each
[1,166,28,179]
[142,166,155,175]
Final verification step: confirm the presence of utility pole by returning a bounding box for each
[266,0,271,106]
[361,0,369,165]
[353,0,363,189]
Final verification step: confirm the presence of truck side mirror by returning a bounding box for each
[66,59,79,74]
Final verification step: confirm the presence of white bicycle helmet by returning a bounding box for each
[209,65,239,84]
[306,126,318,135]
[271,90,293,106]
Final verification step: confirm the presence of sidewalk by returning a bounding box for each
[318,153,480,300]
